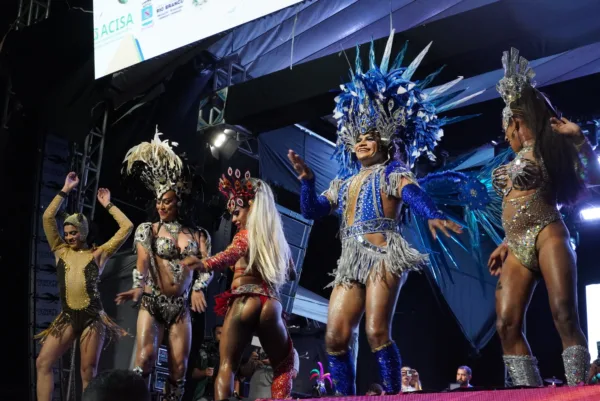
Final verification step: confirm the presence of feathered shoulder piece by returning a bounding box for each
[334,29,484,176]
[122,126,190,199]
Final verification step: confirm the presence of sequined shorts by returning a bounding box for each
[214,283,279,317]
[141,292,188,326]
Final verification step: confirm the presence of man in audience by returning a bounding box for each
[192,324,223,401]
[83,369,149,401]
[456,366,473,388]
[401,367,421,392]
[365,383,385,396]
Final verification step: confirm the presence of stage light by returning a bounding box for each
[580,206,600,221]
[213,133,227,148]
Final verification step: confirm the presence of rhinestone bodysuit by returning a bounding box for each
[492,145,562,271]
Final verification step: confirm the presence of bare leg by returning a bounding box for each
[364,268,406,394]
[256,299,293,399]
[495,252,537,355]
[36,325,76,401]
[79,325,106,390]
[134,309,165,378]
[537,222,588,385]
[215,297,261,400]
[164,313,192,401]
[325,284,365,395]
[496,251,541,386]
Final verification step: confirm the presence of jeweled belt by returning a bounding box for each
[340,218,399,240]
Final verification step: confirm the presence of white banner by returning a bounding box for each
[93,0,303,78]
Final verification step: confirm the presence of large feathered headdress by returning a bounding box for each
[218,168,260,213]
[333,30,484,176]
[122,127,191,199]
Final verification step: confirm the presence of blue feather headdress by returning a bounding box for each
[333,30,484,177]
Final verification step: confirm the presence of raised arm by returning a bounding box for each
[288,149,337,219]
[203,230,249,271]
[192,228,214,292]
[43,173,79,254]
[551,117,600,186]
[96,188,134,266]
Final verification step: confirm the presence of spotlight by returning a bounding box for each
[580,207,600,221]
[213,133,227,148]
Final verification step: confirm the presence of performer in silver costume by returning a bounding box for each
[288,30,479,395]
[116,129,213,401]
[489,48,600,386]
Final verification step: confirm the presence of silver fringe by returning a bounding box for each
[503,354,543,387]
[562,345,590,386]
[382,172,417,198]
[323,178,344,207]
[327,231,427,288]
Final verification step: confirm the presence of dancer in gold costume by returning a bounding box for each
[35,172,134,401]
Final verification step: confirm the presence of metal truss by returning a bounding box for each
[232,126,259,160]
[74,104,109,218]
[2,0,52,129]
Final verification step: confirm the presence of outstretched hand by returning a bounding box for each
[427,219,463,241]
[181,255,204,270]
[191,290,207,313]
[287,150,313,181]
[550,117,582,137]
[488,243,508,276]
[115,288,143,305]
[97,188,111,208]
[63,172,79,192]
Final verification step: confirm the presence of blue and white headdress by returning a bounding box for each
[333,30,484,176]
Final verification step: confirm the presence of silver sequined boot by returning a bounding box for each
[562,345,590,386]
[503,355,543,387]
[164,378,185,401]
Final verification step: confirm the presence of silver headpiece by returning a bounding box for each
[122,127,189,199]
[496,48,536,130]
[63,213,90,241]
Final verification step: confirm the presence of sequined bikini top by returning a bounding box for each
[152,221,199,260]
[492,145,544,197]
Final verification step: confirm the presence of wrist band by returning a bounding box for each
[58,191,68,198]
[106,202,114,211]
[132,270,144,289]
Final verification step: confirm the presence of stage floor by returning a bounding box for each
[300,386,600,400]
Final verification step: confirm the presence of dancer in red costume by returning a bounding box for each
[182,169,296,400]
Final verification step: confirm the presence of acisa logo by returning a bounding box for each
[94,13,134,41]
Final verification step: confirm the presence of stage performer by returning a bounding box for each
[36,172,134,401]
[180,169,297,400]
[287,30,478,395]
[488,48,600,387]
[116,130,213,401]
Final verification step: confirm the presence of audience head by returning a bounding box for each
[456,365,472,386]
[366,383,385,396]
[83,369,149,401]
[213,324,223,343]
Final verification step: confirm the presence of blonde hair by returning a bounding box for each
[246,180,291,290]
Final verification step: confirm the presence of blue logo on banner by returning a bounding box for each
[142,6,153,22]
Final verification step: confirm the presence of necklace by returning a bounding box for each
[161,220,182,240]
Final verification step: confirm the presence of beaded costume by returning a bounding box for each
[300,30,482,395]
[123,128,212,401]
[134,222,212,326]
[204,169,296,399]
[36,193,133,344]
[494,48,592,387]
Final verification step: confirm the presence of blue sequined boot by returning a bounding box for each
[373,341,402,394]
[327,350,356,396]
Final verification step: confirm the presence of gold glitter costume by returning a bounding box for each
[36,194,134,343]
[492,145,562,272]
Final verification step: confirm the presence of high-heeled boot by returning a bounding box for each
[272,339,296,399]
[327,350,356,396]
[503,355,543,387]
[163,378,185,401]
[373,341,402,394]
[562,345,590,386]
